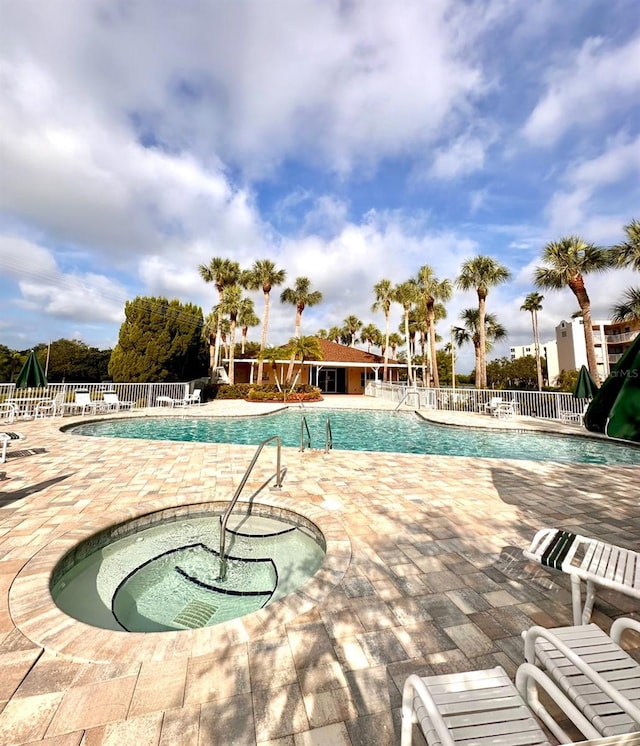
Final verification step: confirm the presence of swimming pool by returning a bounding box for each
[69,408,640,466]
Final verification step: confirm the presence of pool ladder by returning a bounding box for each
[218,435,286,581]
[299,415,333,454]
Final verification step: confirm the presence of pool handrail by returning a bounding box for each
[325,417,333,453]
[218,434,284,580]
[300,416,312,451]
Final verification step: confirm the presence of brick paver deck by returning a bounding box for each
[0,397,638,745]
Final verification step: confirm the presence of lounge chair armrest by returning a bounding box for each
[611,616,640,645]
[401,674,456,746]
[515,662,601,742]
[523,625,640,725]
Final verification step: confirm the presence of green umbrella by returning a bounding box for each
[572,365,599,400]
[584,333,640,442]
[15,349,48,389]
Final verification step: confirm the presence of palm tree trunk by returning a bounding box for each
[532,310,543,391]
[383,312,390,382]
[428,310,439,388]
[404,309,413,384]
[474,342,481,388]
[570,282,600,384]
[228,319,237,385]
[478,294,487,388]
[257,290,270,383]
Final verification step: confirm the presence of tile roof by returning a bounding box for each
[313,337,397,364]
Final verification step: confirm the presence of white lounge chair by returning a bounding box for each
[523,618,640,738]
[100,392,135,412]
[60,391,98,416]
[1,431,26,463]
[523,528,640,624]
[495,400,519,419]
[401,662,600,745]
[184,388,201,406]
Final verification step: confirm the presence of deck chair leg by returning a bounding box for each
[571,574,583,625]
[582,580,596,624]
[1,438,6,463]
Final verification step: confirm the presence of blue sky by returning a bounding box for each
[1,0,638,373]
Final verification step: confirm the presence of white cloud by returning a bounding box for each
[428,134,488,180]
[523,34,640,145]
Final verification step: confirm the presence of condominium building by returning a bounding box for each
[555,317,640,380]
[509,340,559,385]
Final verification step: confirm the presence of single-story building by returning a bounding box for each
[231,338,407,394]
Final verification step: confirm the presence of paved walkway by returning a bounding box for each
[0,397,638,745]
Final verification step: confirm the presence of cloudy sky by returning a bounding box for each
[1,0,638,373]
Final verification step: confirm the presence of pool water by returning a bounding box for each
[69,408,640,466]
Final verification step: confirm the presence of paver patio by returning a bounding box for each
[0,396,638,745]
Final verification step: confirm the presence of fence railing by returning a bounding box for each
[0,382,191,412]
[365,381,589,421]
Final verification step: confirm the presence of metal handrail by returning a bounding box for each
[324,418,333,453]
[300,416,312,451]
[218,435,284,580]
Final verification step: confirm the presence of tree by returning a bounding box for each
[611,287,640,322]
[342,315,363,347]
[415,265,452,388]
[486,356,539,390]
[327,326,343,343]
[520,291,544,391]
[109,297,205,382]
[453,309,507,388]
[388,332,403,359]
[534,236,612,384]
[280,277,322,383]
[612,218,640,271]
[360,323,382,353]
[372,279,394,382]
[238,298,260,354]
[283,335,323,389]
[456,256,510,388]
[216,285,249,384]
[243,259,286,383]
[198,257,241,373]
[393,280,419,384]
[258,345,287,391]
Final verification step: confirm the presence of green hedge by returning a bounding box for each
[215,383,322,402]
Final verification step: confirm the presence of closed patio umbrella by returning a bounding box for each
[572,365,599,400]
[584,332,640,442]
[15,349,48,389]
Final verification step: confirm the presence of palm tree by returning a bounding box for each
[198,257,241,373]
[612,218,640,270]
[611,287,640,322]
[258,344,287,392]
[214,284,244,384]
[280,277,322,383]
[520,291,544,391]
[534,236,612,383]
[283,335,323,391]
[456,256,510,388]
[372,279,394,382]
[388,332,403,360]
[360,323,382,353]
[316,328,329,339]
[393,280,419,385]
[243,259,287,383]
[342,315,363,347]
[415,265,452,388]
[454,309,507,388]
[238,299,259,354]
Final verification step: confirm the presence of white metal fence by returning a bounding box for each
[0,381,193,413]
[365,381,589,421]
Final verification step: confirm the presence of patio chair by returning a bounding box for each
[60,391,98,416]
[479,396,503,415]
[0,402,16,425]
[35,391,65,418]
[401,662,601,745]
[523,528,640,624]
[1,431,26,463]
[495,400,519,419]
[523,618,640,738]
[100,392,135,412]
[184,388,201,406]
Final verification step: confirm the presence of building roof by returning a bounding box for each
[313,337,397,365]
